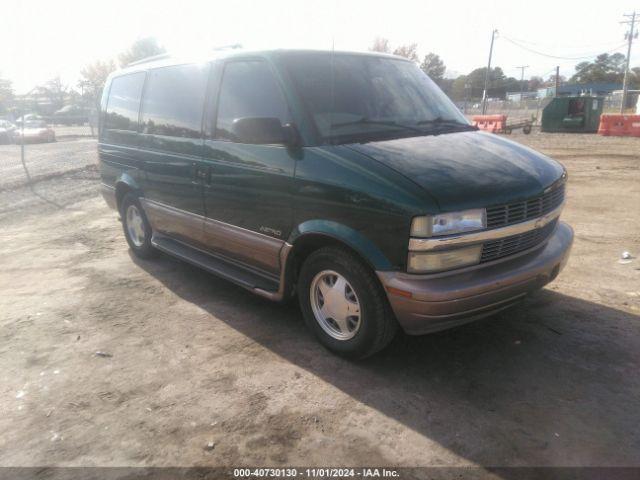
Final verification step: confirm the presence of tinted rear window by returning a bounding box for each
[141,64,209,138]
[105,72,145,131]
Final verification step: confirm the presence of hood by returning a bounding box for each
[346,131,565,211]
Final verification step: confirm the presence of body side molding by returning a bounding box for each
[140,199,292,300]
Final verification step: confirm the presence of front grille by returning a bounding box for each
[486,183,565,229]
[481,219,558,263]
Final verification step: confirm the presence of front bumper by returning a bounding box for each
[377,222,573,335]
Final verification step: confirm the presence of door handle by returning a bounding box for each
[193,165,212,185]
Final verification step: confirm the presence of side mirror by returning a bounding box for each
[282,123,302,148]
[232,117,287,145]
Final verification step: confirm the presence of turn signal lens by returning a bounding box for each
[407,245,482,273]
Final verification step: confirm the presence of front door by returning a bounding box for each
[137,63,210,245]
[201,58,296,276]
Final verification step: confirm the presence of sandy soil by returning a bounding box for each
[0,132,639,469]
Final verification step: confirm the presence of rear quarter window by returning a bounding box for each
[105,72,146,131]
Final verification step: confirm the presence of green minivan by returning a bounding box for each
[99,49,573,358]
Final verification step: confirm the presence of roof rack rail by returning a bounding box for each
[126,53,172,67]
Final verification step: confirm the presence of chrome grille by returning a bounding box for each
[486,183,565,229]
[481,219,558,263]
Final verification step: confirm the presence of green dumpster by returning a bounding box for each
[541,96,603,133]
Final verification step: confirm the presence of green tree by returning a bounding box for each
[393,43,419,63]
[545,73,566,87]
[570,53,626,84]
[632,67,640,88]
[528,75,544,92]
[79,59,117,107]
[463,67,505,98]
[450,75,470,100]
[38,76,68,111]
[420,53,446,83]
[0,76,14,115]
[119,37,166,67]
[448,67,522,101]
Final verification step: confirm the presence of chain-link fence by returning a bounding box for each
[0,115,99,192]
[464,97,553,125]
[462,93,632,126]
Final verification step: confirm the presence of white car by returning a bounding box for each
[0,120,16,144]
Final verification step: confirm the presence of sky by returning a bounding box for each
[2,0,640,93]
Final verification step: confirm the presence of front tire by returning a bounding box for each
[298,247,397,359]
[120,193,156,259]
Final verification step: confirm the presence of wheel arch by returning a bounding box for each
[114,173,142,212]
[283,220,393,297]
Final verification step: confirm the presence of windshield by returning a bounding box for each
[281,53,470,144]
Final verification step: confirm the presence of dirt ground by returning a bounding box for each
[0,132,639,470]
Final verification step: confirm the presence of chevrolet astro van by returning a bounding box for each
[99,50,573,358]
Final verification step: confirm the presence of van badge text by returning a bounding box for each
[260,226,282,237]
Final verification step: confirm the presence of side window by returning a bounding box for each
[140,64,208,138]
[105,72,145,131]
[215,60,291,141]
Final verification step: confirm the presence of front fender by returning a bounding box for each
[115,172,141,195]
[288,220,393,270]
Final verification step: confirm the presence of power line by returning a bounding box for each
[499,35,624,50]
[501,35,628,60]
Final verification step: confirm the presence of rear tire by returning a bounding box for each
[120,193,157,259]
[298,247,397,359]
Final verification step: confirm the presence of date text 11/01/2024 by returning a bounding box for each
[233,468,400,478]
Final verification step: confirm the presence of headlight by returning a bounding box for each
[407,245,482,273]
[411,209,486,237]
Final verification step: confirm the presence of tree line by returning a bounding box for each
[370,36,640,101]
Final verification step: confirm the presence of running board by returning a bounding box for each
[151,234,280,298]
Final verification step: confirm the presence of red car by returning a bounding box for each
[14,120,56,144]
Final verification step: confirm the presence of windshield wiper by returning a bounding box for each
[330,117,426,134]
[416,117,477,130]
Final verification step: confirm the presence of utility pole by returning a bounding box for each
[620,11,638,113]
[516,65,529,103]
[481,29,498,115]
[555,66,560,98]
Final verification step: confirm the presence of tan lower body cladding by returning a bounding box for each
[140,198,286,277]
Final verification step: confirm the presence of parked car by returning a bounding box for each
[0,119,16,144]
[14,120,56,143]
[99,50,573,358]
[14,113,44,126]
[52,105,90,125]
